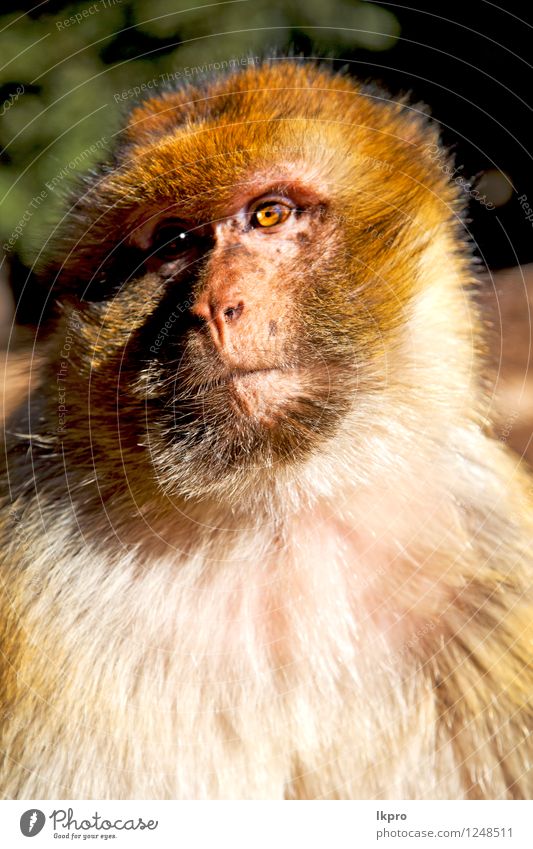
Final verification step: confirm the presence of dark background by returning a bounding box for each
[0,0,532,325]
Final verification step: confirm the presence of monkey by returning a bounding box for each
[0,60,532,800]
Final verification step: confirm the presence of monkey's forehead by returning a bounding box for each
[115,121,346,218]
[123,61,372,146]
[105,61,445,219]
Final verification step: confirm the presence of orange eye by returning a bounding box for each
[251,201,291,228]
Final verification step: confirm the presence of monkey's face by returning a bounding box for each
[52,64,453,500]
[118,164,359,495]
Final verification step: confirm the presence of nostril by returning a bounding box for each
[223,301,244,323]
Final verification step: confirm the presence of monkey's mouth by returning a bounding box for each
[144,357,353,497]
[228,366,279,378]
[162,360,328,437]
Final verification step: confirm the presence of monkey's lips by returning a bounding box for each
[159,359,347,468]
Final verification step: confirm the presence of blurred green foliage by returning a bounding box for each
[0,0,399,267]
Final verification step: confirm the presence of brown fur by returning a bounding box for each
[0,61,532,799]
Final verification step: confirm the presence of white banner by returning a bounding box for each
[0,800,532,848]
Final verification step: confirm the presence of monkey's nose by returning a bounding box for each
[222,302,244,322]
[191,298,245,348]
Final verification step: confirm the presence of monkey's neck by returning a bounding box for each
[4,412,476,573]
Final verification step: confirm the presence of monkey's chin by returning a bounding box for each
[147,364,345,503]
[228,367,304,426]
